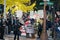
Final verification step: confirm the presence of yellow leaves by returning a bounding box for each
[0,0,36,13]
[12,6,18,14]
[6,0,14,7]
[13,0,30,4]
[0,0,4,4]
[12,1,36,13]
[6,6,10,12]
[27,2,36,11]
[20,0,30,3]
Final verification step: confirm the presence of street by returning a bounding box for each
[0,0,60,40]
[4,34,36,40]
[3,34,53,40]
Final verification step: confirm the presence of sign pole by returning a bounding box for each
[40,0,48,40]
[4,0,6,20]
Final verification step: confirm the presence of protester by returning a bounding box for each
[46,19,52,37]
[0,15,5,40]
[7,17,12,34]
[54,17,60,40]
[37,22,42,38]
[14,17,22,40]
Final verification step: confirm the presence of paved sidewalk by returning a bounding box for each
[4,34,36,40]
[4,34,53,40]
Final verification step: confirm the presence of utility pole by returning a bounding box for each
[40,0,48,40]
[39,0,54,40]
[4,0,6,20]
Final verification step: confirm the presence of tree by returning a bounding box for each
[0,0,36,13]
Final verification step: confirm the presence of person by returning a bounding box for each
[54,17,60,40]
[46,19,52,37]
[7,17,12,34]
[14,17,22,40]
[0,15,5,40]
[46,20,52,30]
[37,22,42,38]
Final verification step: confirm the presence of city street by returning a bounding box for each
[4,34,36,40]
[0,0,60,40]
[3,34,53,40]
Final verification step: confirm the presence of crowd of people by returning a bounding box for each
[0,11,60,40]
[0,14,23,40]
[0,12,36,40]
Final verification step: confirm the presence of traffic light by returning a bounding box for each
[0,4,4,14]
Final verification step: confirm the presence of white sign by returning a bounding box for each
[30,11,34,18]
[16,10,23,18]
[30,10,44,19]
[30,11,36,19]
[38,10,44,18]
[43,0,50,1]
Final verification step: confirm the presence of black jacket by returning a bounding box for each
[38,23,42,32]
[0,18,5,33]
[14,20,23,35]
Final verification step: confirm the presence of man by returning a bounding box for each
[37,22,42,38]
[14,17,23,40]
[7,17,12,34]
[54,17,60,40]
[0,15,5,40]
